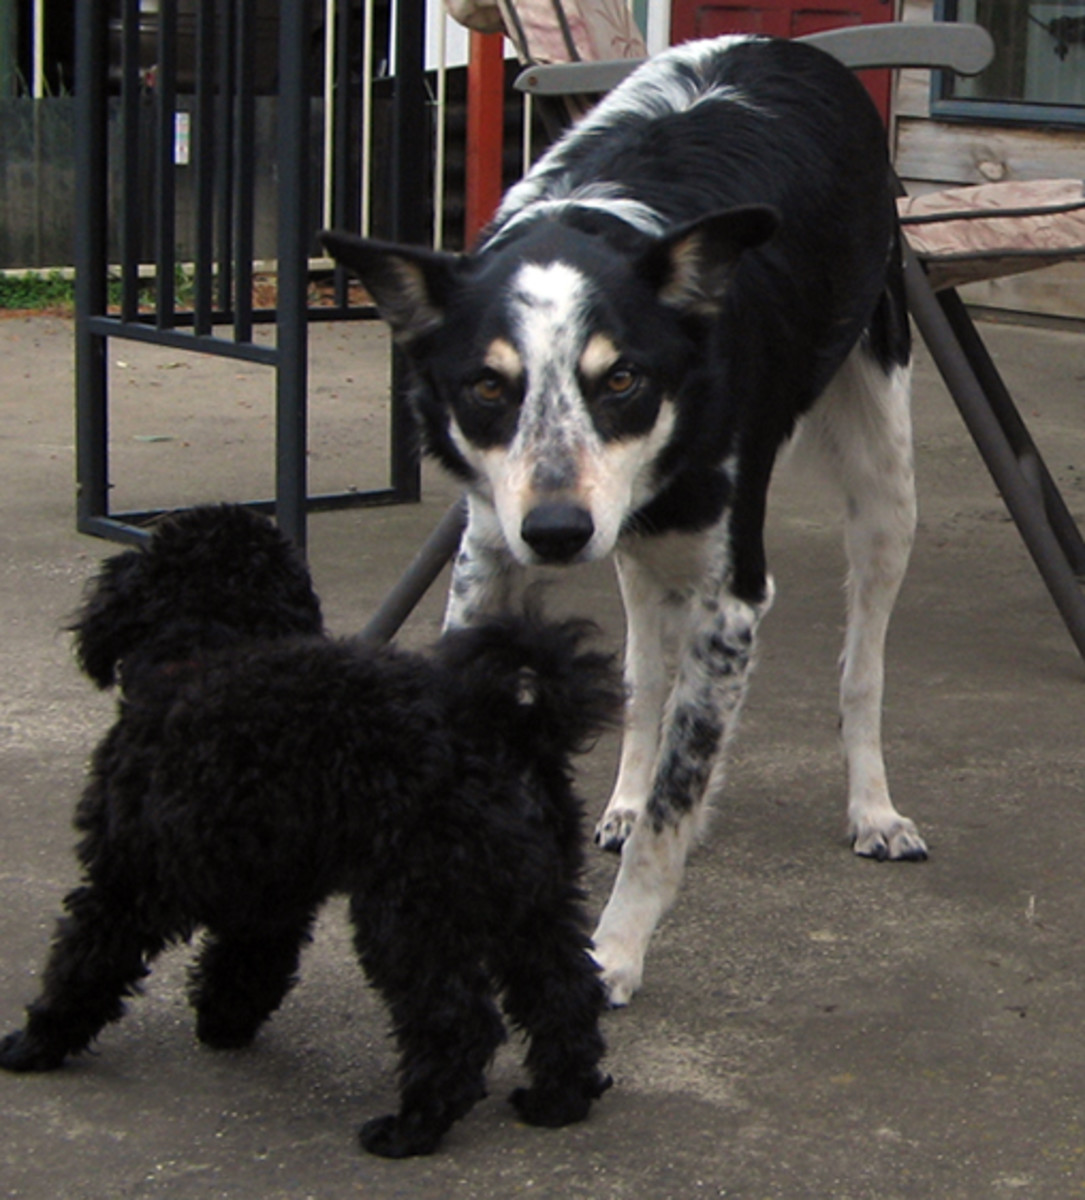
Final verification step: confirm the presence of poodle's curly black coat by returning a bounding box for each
[0,505,621,1158]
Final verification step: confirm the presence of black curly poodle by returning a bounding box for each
[0,505,621,1158]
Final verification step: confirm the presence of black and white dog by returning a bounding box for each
[323,35,926,1006]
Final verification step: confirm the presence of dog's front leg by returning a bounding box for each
[442,495,521,630]
[593,582,773,1006]
[594,550,671,852]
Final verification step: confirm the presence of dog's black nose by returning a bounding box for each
[521,503,595,562]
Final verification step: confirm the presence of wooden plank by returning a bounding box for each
[960,262,1085,322]
[897,116,1085,188]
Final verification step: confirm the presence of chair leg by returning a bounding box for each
[904,251,1085,662]
[935,288,1085,577]
[356,497,467,645]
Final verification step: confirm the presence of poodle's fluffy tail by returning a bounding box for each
[434,606,625,761]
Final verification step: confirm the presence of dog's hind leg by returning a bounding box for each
[496,904,611,1128]
[188,917,316,1049]
[351,901,507,1158]
[0,883,170,1071]
[799,347,925,860]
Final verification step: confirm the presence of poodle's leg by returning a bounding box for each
[188,917,316,1050]
[0,884,169,1071]
[350,901,506,1158]
[496,904,611,1128]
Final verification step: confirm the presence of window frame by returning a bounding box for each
[931,0,1085,128]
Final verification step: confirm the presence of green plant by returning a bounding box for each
[0,271,76,311]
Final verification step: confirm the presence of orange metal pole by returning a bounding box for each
[464,31,506,246]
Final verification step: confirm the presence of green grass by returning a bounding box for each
[0,271,76,311]
[0,268,197,313]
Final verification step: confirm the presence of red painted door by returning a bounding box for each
[669,1,896,122]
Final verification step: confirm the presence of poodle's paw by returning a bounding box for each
[594,807,638,854]
[852,815,928,862]
[510,1073,611,1128]
[359,1114,443,1159]
[195,1010,261,1051]
[0,1029,68,1073]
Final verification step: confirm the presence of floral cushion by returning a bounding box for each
[899,179,1085,291]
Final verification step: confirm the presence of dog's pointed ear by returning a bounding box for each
[321,230,463,345]
[640,205,779,316]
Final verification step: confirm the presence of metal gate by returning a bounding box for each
[73,0,431,550]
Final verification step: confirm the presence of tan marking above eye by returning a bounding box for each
[483,337,523,380]
[579,333,621,382]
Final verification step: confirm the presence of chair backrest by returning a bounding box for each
[498,0,648,128]
[497,0,646,66]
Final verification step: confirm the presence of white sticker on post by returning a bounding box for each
[174,112,191,166]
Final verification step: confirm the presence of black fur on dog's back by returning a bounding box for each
[70,504,323,692]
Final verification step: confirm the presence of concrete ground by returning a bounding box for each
[1,310,1084,1200]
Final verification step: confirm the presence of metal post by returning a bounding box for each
[274,0,311,547]
[155,0,179,326]
[465,31,505,245]
[388,0,426,502]
[74,0,110,533]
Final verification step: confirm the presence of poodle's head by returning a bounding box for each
[71,505,323,689]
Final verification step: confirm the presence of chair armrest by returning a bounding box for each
[515,21,994,97]
[514,58,642,96]
[796,22,993,76]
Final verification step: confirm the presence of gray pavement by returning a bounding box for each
[1,311,1084,1199]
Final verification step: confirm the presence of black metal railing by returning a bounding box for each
[74,0,427,550]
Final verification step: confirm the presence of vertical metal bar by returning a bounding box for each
[333,0,354,306]
[155,0,179,327]
[360,0,375,236]
[322,0,336,231]
[120,0,142,322]
[74,0,110,530]
[234,0,255,341]
[433,8,448,249]
[389,0,426,501]
[464,31,505,244]
[275,0,311,547]
[32,0,45,98]
[215,0,235,312]
[194,0,216,334]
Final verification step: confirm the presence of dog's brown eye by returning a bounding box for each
[470,373,506,406]
[603,366,641,399]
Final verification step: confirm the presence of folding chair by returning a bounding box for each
[363,18,1085,665]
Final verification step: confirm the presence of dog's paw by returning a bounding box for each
[358,1114,442,1159]
[0,1029,67,1073]
[594,808,638,854]
[852,817,928,862]
[510,1073,611,1128]
[195,1010,260,1051]
[590,941,642,1008]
